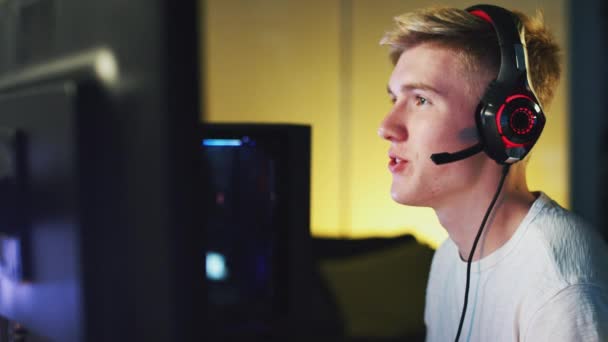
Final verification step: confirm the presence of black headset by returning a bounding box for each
[469,4,545,164]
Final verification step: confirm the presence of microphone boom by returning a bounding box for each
[430,143,484,165]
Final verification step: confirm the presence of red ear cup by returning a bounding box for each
[475,86,545,164]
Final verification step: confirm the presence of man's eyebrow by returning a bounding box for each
[387,82,443,96]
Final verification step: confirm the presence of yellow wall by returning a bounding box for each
[202,0,569,248]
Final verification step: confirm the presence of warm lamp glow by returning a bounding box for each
[204,0,569,249]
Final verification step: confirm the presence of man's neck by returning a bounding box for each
[435,172,537,262]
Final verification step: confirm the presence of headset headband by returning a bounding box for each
[467,5,528,87]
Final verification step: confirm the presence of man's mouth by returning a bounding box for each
[389,157,408,173]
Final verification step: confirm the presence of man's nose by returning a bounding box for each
[378,108,407,141]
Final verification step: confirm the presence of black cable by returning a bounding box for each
[454,164,511,342]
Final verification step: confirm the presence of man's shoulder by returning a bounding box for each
[526,192,598,249]
[525,193,608,286]
[523,283,608,341]
[528,192,581,227]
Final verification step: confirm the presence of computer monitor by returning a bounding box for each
[0,0,205,341]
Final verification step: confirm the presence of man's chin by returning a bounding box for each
[390,190,425,207]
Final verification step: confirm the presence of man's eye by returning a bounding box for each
[415,96,428,106]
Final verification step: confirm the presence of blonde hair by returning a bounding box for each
[380,7,561,107]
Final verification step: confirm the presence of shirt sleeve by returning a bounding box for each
[524,284,608,342]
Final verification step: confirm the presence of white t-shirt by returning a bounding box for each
[424,193,608,342]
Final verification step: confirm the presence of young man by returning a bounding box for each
[378,5,608,341]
